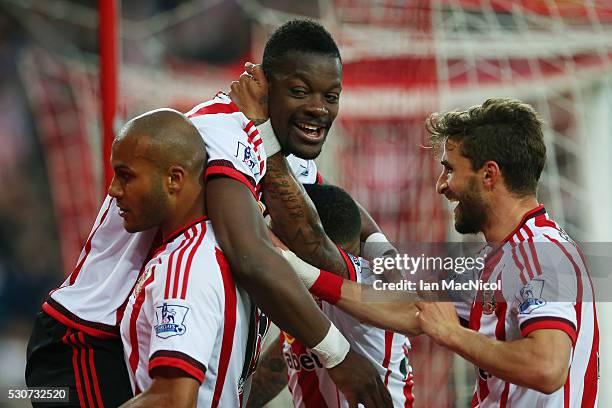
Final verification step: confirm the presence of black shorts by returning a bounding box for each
[26,311,133,407]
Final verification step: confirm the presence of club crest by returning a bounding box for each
[481,288,496,315]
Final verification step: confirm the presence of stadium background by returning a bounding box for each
[0,0,610,406]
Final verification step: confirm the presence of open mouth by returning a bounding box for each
[117,204,129,218]
[294,122,325,143]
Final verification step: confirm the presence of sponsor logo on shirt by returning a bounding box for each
[154,303,189,338]
[283,348,324,372]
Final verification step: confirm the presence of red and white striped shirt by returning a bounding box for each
[120,218,270,406]
[44,93,267,337]
[283,252,414,408]
[457,205,599,407]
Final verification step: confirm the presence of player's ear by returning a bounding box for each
[482,160,501,190]
[167,165,187,193]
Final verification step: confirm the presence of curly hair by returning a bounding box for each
[262,19,341,79]
[303,183,360,248]
[426,98,546,196]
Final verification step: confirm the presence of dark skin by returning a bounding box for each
[207,177,392,407]
[264,155,350,277]
[229,60,392,406]
[113,111,387,407]
[248,235,366,408]
[233,59,391,280]
[245,335,287,408]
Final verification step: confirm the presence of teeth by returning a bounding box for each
[298,123,320,131]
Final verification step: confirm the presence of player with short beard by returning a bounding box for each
[282,98,599,408]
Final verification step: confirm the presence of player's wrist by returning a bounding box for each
[281,251,344,304]
[362,232,397,261]
[309,270,343,304]
[282,250,320,288]
[311,323,350,369]
[436,322,465,351]
[256,120,282,156]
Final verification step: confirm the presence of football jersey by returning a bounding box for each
[283,251,414,408]
[44,93,267,337]
[120,218,270,406]
[454,205,599,407]
[286,154,322,185]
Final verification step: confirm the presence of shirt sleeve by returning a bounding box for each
[286,154,319,185]
[147,258,224,384]
[513,241,579,346]
[189,98,266,198]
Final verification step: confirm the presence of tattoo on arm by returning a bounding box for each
[247,343,288,408]
[264,157,348,276]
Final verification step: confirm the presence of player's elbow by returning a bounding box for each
[231,254,271,283]
[226,242,277,285]
[531,363,568,394]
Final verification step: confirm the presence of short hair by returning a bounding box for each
[262,19,341,79]
[426,98,546,196]
[303,183,361,247]
[118,109,205,177]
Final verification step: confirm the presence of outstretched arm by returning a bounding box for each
[282,249,422,337]
[338,279,421,337]
[207,176,331,346]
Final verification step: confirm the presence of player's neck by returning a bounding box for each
[160,192,206,240]
[481,195,539,243]
[344,240,361,257]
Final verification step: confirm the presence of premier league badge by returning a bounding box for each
[154,303,189,338]
[518,279,546,314]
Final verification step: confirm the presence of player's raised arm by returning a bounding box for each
[231,62,350,278]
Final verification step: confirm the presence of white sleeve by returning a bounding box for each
[147,257,224,384]
[187,95,267,198]
[286,154,321,185]
[513,241,579,345]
